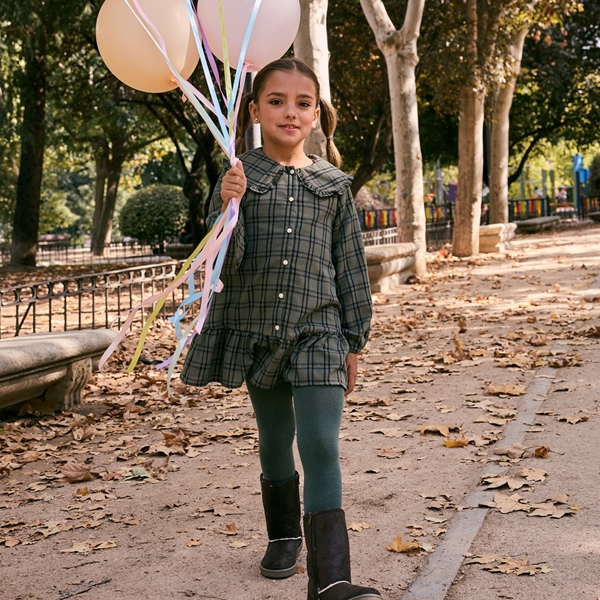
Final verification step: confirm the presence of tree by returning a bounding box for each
[489,1,582,224]
[489,27,527,224]
[47,6,168,256]
[359,0,427,275]
[294,0,331,158]
[1,0,86,266]
[507,1,597,184]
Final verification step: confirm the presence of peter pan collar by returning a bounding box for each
[233,148,352,197]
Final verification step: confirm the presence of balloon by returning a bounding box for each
[96,0,199,93]
[197,0,301,72]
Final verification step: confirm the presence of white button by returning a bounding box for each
[283,259,288,265]
[278,293,284,299]
[289,197,294,202]
[290,169,295,175]
[287,228,292,233]
[275,325,280,331]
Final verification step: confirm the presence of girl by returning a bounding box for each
[182,58,380,600]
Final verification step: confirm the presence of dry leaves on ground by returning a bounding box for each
[60,539,117,554]
[480,491,576,518]
[465,554,551,576]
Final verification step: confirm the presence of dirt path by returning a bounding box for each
[2,225,600,600]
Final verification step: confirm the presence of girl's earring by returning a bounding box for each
[254,118,260,124]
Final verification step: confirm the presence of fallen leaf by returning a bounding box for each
[60,539,117,554]
[415,424,460,437]
[534,446,550,459]
[444,434,469,448]
[480,474,529,491]
[377,447,405,459]
[187,539,202,547]
[386,533,420,553]
[229,540,248,549]
[466,554,551,576]
[481,492,530,514]
[557,415,588,425]
[60,463,94,484]
[516,468,547,482]
[370,428,412,438]
[484,383,527,397]
[219,523,238,536]
[348,522,371,532]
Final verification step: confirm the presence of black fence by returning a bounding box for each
[0,261,201,338]
[0,241,166,267]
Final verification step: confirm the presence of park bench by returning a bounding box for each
[479,222,517,253]
[364,242,419,293]
[37,233,72,248]
[0,329,118,414]
[515,216,560,233]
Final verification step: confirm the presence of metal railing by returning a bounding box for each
[0,241,167,267]
[0,261,201,338]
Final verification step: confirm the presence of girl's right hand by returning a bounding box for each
[220,160,247,212]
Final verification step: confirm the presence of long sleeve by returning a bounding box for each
[206,167,246,274]
[332,189,373,353]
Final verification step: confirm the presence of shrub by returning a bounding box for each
[119,184,188,246]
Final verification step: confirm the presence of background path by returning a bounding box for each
[2,225,600,600]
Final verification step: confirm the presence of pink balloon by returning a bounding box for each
[96,0,199,93]
[197,0,301,72]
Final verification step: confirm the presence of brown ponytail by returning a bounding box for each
[319,98,342,168]
[235,93,253,155]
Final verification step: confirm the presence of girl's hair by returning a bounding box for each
[236,58,342,167]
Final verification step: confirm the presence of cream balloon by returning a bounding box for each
[197,0,301,72]
[96,0,200,93]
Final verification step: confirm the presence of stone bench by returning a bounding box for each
[364,242,419,293]
[588,212,600,223]
[0,329,118,414]
[515,216,560,233]
[479,222,517,253]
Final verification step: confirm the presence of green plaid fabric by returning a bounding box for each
[181,148,372,390]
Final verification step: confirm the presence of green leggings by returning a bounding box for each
[247,382,344,514]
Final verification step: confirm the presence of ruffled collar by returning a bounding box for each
[232,147,352,197]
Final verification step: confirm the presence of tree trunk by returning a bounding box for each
[489,28,527,224]
[10,28,46,267]
[91,134,127,256]
[360,0,427,275]
[452,85,485,256]
[294,0,330,158]
[91,141,109,252]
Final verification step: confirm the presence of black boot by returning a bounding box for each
[304,508,381,600]
[260,472,303,579]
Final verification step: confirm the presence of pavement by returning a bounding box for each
[1,224,600,600]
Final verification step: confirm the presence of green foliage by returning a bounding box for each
[119,184,188,245]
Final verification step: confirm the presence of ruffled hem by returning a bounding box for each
[180,328,349,390]
[181,329,262,389]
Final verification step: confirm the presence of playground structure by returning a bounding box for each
[359,157,599,232]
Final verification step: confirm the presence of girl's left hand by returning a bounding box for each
[345,353,358,396]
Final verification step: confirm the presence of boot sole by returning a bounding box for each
[260,562,298,579]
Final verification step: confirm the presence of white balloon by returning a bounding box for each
[96,0,199,93]
[197,0,301,72]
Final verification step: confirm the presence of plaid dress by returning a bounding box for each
[181,148,372,390]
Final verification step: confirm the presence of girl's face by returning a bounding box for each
[249,70,320,160]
